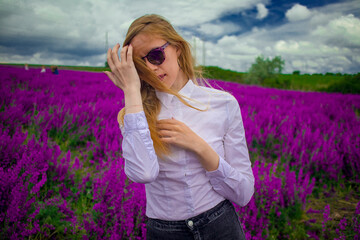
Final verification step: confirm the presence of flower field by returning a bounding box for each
[1,65,359,239]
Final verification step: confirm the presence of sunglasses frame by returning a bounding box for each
[142,42,170,66]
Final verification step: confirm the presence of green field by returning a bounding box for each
[1,63,359,94]
[200,66,356,93]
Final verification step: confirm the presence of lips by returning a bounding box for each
[158,74,166,81]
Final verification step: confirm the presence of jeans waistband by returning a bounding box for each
[148,199,232,229]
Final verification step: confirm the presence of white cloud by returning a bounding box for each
[286,4,312,22]
[232,1,360,74]
[198,35,263,71]
[274,40,351,56]
[197,22,241,37]
[0,0,359,74]
[217,35,260,55]
[312,14,360,48]
[0,0,267,59]
[256,3,268,20]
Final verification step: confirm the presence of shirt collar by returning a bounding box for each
[155,80,196,106]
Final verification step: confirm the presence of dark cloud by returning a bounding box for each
[0,0,359,73]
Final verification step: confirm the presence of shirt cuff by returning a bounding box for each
[205,156,230,183]
[123,111,148,131]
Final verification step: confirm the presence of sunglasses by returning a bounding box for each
[142,42,170,65]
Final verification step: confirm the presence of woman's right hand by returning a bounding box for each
[104,43,141,94]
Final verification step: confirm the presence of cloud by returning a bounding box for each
[200,34,264,71]
[228,1,360,74]
[256,3,268,20]
[0,0,359,74]
[0,0,267,67]
[272,39,355,73]
[274,40,350,56]
[285,4,312,22]
[312,14,360,48]
[197,22,241,38]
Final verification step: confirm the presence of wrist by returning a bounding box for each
[193,139,208,156]
[123,89,143,114]
[124,89,142,104]
[123,87,141,97]
[194,139,219,171]
[125,104,143,112]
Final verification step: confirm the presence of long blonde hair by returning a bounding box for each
[118,14,203,157]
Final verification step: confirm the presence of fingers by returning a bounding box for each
[111,43,121,67]
[157,118,178,125]
[158,129,174,138]
[157,119,179,129]
[103,71,117,85]
[104,43,141,92]
[120,45,127,64]
[108,43,133,70]
[107,43,134,67]
[158,129,176,145]
[157,123,175,131]
[157,119,183,135]
[107,48,115,70]
[127,44,134,65]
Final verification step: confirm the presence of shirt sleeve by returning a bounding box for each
[120,111,159,183]
[205,96,255,206]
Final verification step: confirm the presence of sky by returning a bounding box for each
[0,0,359,74]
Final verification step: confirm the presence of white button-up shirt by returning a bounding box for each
[120,80,254,221]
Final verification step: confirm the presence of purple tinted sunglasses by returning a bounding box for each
[142,42,170,65]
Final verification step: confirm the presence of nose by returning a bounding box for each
[146,60,159,71]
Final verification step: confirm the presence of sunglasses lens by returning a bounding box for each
[147,49,165,65]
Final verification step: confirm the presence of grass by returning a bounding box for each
[277,74,344,92]
[201,65,246,83]
[305,187,359,239]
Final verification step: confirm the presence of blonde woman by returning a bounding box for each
[104,14,254,240]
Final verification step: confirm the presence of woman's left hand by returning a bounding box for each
[156,118,202,151]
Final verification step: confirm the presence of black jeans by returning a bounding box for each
[146,200,246,240]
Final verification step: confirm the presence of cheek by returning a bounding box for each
[167,58,180,74]
[166,50,180,69]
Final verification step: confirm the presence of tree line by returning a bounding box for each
[245,55,359,94]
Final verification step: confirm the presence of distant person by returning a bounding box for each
[24,64,29,70]
[104,14,253,239]
[40,65,46,73]
[50,65,59,75]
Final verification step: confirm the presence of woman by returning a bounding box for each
[104,14,254,240]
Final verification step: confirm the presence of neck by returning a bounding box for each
[172,70,188,92]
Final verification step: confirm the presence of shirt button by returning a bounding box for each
[188,220,193,227]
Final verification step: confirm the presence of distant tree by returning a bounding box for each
[325,73,360,94]
[293,70,300,75]
[105,61,109,68]
[246,55,285,85]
